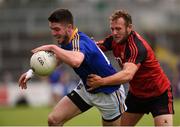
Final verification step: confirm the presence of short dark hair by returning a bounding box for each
[110,10,132,26]
[48,8,73,25]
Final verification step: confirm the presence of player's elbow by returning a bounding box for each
[122,62,137,82]
[71,59,82,68]
[71,62,81,68]
[71,52,84,68]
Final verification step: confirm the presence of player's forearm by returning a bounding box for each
[102,63,138,86]
[102,70,133,86]
[51,45,84,68]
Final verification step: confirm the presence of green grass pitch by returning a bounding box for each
[0,99,180,126]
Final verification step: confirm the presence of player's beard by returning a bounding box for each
[57,33,69,45]
[62,35,69,45]
[115,29,129,44]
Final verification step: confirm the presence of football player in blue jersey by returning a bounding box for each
[18,8,126,126]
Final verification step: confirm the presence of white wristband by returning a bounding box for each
[25,69,34,79]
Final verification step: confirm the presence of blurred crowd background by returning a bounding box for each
[0,0,180,107]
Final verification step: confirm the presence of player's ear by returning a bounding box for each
[127,24,133,33]
[67,24,73,29]
[66,24,73,33]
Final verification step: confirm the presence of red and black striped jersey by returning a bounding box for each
[98,31,170,98]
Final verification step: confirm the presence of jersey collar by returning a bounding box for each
[69,27,78,42]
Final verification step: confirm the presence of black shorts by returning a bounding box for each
[67,90,92,112]
[125,87,174,117]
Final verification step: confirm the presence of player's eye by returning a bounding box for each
[115,27,121,31]
[111,28,114,32]
[52,27,61,32]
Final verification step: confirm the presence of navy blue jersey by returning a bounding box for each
[60,28,120,94]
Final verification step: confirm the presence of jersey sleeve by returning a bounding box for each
[76,38,94,57]
[97,35,113,51]
[127,35,147,65]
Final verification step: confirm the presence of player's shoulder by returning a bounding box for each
[78,32,95,44]
[129,31,145,46]
[78,32,88,40]
[127,31,148,54]
[130,31,146,44]
[78,31,89,39]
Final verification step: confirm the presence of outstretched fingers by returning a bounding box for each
[18,73,28,89]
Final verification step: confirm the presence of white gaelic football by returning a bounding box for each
[30,51,57,76]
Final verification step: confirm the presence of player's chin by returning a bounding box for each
[114,38,122,43]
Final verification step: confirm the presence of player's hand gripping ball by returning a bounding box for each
[30,51,57,76]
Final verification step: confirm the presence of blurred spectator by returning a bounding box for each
[48,66,76,105]
[0,71,13,106]
[160,61,173,84]
[2,71,13,85]
[175,61,180,98]
[48,66,63,105]
[58,71,76,97]
[143,31,157,50]
[15,93,29,107]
